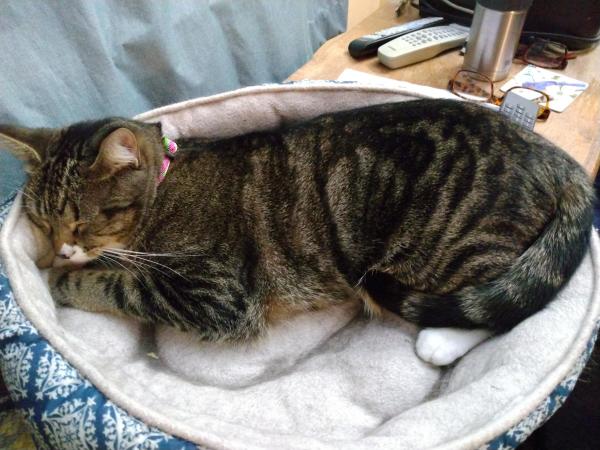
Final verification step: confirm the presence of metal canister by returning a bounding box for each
[463,0,533,81]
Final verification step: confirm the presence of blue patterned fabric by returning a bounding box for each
[0,194,598,449]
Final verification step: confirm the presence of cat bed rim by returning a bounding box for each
[1,81,599,449]
[133,80,460,124]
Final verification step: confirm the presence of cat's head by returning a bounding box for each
[0,118,164,267]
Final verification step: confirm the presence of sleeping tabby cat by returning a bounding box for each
[0,100,594,363]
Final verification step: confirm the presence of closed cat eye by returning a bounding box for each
[448,70,551,121]
[73,221,87,235]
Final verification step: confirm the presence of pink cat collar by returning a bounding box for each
[158,136,178,184]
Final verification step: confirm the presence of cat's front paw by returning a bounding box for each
[416,327,492,366]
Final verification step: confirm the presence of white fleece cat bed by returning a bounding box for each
[1,81,599,450]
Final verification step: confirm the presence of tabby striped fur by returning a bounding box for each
[0,100,594,340]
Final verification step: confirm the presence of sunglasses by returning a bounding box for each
[448,70,551,121]
[515,38,577,70]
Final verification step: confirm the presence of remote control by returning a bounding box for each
[378,24,469,69]
[348,17,446,58]
[499,91,539,131]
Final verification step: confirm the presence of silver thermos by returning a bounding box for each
[463,0,533,81]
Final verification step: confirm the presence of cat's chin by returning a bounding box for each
[52,257,93,269]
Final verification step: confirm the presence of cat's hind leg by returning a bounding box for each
[357,270,492,365]
[358,271,478,329]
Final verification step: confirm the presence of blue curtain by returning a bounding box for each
[0,0,348,202]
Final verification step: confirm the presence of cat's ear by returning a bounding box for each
[0,125,54,171]
[90,127,140,179]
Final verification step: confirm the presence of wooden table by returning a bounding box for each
[289,2,600,177]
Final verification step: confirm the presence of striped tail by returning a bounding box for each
[364,178,595,332]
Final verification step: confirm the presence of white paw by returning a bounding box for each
[416,327,492,366]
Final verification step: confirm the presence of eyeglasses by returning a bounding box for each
[515,38,576,70]
[448,70,551,121]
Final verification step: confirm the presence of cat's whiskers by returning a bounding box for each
[103,249,189,281]
[106,253,161,279]
[122,256,184,282]
[114,248,200,258]
[125,254,189,281]
[99,253,145,283]
[100,252,151,279]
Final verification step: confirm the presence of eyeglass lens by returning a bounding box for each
[524,40,567,69]
[451,71,492,102]
[449,69,551,121]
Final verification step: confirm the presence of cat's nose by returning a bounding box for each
[58,243,75,259]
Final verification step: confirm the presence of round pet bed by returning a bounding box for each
[0,82,599,450]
